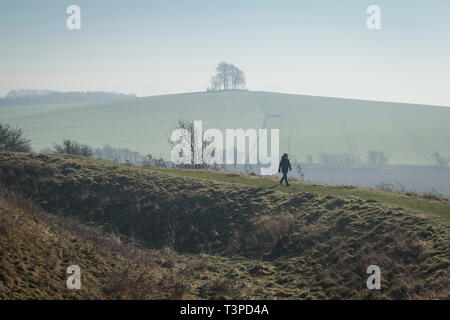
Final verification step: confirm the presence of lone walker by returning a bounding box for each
[279,153,292,186]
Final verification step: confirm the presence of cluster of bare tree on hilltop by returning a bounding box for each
[208,62,246,91]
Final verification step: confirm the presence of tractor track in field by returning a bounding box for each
[402,127,432,162]
[287,119,295,154]
[249,92,282,157]
[340,119,361,163]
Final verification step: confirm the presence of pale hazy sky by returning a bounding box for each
[1,0,449,106]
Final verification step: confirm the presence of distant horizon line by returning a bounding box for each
[136,89,450,108]
[1,88,449,108]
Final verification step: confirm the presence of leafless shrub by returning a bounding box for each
[101,266,155,299]
[374,180,407,193]
[296,223,329,246]
[375,182,396,192]
[295,164,306,181]
[360,250,393,270]
[422,192,445,201]
[374,181,448,201]
[142,154,171,168]
[53,140,93,157]
[254,213,295,251]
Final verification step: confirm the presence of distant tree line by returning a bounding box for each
[208,62,246,91]
[53,140,93,157]
[0,90,136,107]
[93,144,143,165]
[318,151,389,168]
[48,140,171,168]
[319,152,358,167]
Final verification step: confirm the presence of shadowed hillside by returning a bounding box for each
[0,152,448,299]
[0,181,294,300]
[0,184,180,299]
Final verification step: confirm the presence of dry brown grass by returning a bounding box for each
[0,152,449,299]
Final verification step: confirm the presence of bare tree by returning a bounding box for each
[230,64,246,90]
[168,118,212,169]
[209,75,221,91]
[209,62,246,91]
[431,152,449,167]
[319,152,356,167]
[142,154,170,168]
[367,150,388,168]
[93,145,143,164]
[216,62,231,90]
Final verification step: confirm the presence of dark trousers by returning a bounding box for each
[280,172,289,186]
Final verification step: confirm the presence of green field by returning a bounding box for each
[1,91,449,165]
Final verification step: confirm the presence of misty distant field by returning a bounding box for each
[1,91,449,165]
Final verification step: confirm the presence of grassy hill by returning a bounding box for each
[0,185,160,299]
[0,152,449,299]
[0,182,270,300]
[0,91,449,165]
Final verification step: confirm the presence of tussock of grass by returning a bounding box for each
[0,152,449,299]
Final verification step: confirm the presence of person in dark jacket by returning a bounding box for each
[279,153,292,186]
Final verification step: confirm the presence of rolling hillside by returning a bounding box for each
[0,180,266,300]
[0,91,449,165]
[0,152,449,299]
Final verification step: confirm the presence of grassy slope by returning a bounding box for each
[0,152,449,299]
[0,184,287,300]
[155,168,450,224]
[1,91,449,165]
[0,186,155,299]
